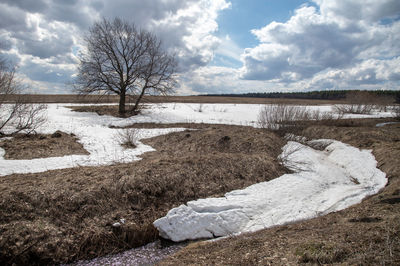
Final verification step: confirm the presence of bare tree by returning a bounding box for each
[0,59,47,136]
[75,18,177,115]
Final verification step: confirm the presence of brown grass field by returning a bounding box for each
[0,97,399,265]
[0,131,88,160]
[161,121,400,265]
[0,124,287,265]
[1,93,345,105]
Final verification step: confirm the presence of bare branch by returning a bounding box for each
[0,59,47,136]
[75,18,176,115]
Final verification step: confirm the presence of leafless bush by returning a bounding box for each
[0,59,47,136]
[333,104,374,115]
[196,103,204,113]
[258,104,335,134]
[278,142,311,173]
[115,128,138,148]
[258,104,307,130]
[375,95,394,112]
[391,105,400,119]
[333,91,378,115]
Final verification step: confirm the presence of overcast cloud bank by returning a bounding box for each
[0,0,399,94]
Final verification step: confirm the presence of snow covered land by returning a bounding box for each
[0,102,390,242]
[110,102,395,128]
[154,139,387,241]
[0,104,186,176]
[0,102,394,176]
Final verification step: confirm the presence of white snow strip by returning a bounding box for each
[153,140,387,242]
[108,103,395,128]
[0,104,186,176]
[1,102,393,176]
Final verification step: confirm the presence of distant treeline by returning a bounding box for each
[205,90,400,102]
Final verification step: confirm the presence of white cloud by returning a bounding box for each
[0,0,231,93]
[176,66,272,95]
[214,35,243,62]
[314,0,400,23]
[0,0,399,94]
[238,0,400,91]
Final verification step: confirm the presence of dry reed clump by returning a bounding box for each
[0,124,286,265]
[333,103,375,115]
[332,91,392,115]
[114,128,138,148]
[69,104,145,118]
[257,104,336,135]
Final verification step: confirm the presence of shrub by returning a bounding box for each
[258,104,307,131]
[333,91,378,115]
[197,103,204,113]
[115,128,138,148]
[257,104,335,134]
[392,105,400,119]
[333,104,374,115]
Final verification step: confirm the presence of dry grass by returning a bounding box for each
[0,124,286,265]
[0,131,89,160]
[257,104,336,133]
[1,94,344,105]
[114,128,138,148]
[68,105,143,118]
[160,119,400,265]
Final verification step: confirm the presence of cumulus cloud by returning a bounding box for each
[0,0,399,94]
[0,0,230,92]
[240,0,400,91]
[314,0,400,23]
[176,66,272,95]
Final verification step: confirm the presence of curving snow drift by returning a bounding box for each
[153,140,387,242]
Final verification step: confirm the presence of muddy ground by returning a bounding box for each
[160,120,400,265]
[0,124,286,265]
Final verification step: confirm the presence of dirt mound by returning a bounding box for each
[0,131,89,160]
[0,124,286,265]
[160,120,400,265]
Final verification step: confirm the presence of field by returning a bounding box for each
[1,94,345,105]
[0,96,399,265]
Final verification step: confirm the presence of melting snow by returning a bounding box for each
[153,140,387,242]
[0,102,390,254]
[0,104,185,176]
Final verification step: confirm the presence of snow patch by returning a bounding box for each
[0,104,186,176]
[153,140,387,242]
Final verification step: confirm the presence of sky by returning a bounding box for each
[0,0,399,95]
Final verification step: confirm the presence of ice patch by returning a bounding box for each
[153,140,387,242]
[376,121,400,127]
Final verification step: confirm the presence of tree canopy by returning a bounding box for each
[75,18,176,115]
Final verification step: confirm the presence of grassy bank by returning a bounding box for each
[0,125,286,265]
[160,120,400,265]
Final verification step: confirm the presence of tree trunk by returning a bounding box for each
[131,87,146,114]
[119,89,126,115]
